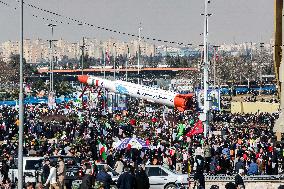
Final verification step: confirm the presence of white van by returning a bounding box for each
[9,157,44,184]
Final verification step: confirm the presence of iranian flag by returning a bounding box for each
[99,142,107,160]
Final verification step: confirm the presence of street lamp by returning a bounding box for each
[80,37,85,76]
[199,44,204,89]
[259,42,265,95]
[126,45,129,82]
[138,23,142,84]
[202,0,210,138]
[78,23,85,76]
[113,43,117,80]
[47,24,56,93]
[18,0,24,188]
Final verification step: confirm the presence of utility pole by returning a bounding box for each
[18,0,24,188]
[126,45,129,82]
[47,24,56,93]
[203,0,210,138]
[199,44,204,89]
[80,37,85,76]
[259,42,264,95]
[113,43,116,80]
[80,37,85,107]
[103,48,106,113]
[138,23,142,84]
[251,42,253,61]
[103,48,106,79]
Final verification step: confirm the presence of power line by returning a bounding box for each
[10,0,192,46]
[0,0,69,25]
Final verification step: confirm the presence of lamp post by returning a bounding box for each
[199,44,204,89]
[80,37,85,76]
[103,48,106,113]
[79,37,85,106]
[47,24,56,93]
[18,0,24,188]
[126,45,129,82]
[113,43,117,80]
[259,42,264,95]
[203,0,210,138]
[138,23,142,84]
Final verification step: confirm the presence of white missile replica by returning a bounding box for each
[78,75,194,111]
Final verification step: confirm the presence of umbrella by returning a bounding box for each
[115,137,149,150]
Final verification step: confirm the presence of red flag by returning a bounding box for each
[146,139,150,146]
[186,120,203,137]
[151,117,158,123]
[130,119,136,126]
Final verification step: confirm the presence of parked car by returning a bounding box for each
[9,157,43,184]
[144,165,188,189]
[48,156,81,188]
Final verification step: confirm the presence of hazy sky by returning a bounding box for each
[0,0,273,45]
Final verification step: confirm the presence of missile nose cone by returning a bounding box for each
[78,75,89,84]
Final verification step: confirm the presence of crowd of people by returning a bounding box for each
[0,89,281,188]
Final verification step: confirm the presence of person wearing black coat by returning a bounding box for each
[41,159,50,189]
[193,155,205,188]
[80,169,93,189]
[235,169,245,189]
[135,165,150,189]
[117,166,136,189]
[1,160,9,181]
[96,165,113,189]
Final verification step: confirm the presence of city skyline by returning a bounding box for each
[0,0,273,45]
[0,37,274,64]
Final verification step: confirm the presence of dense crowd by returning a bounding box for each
[0,92,281,188]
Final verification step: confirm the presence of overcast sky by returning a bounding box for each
[0,0,273,45]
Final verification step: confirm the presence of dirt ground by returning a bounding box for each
[231,94,278,102]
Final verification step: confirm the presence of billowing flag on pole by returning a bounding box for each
[99,142,107,160]
[186,120,203,137]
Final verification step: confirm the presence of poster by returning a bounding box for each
[107,92,128,111]
[48,92,56,109]
[196,89,221,111]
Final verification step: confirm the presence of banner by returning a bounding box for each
[196,89,220,111]
[48,92,56,109]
